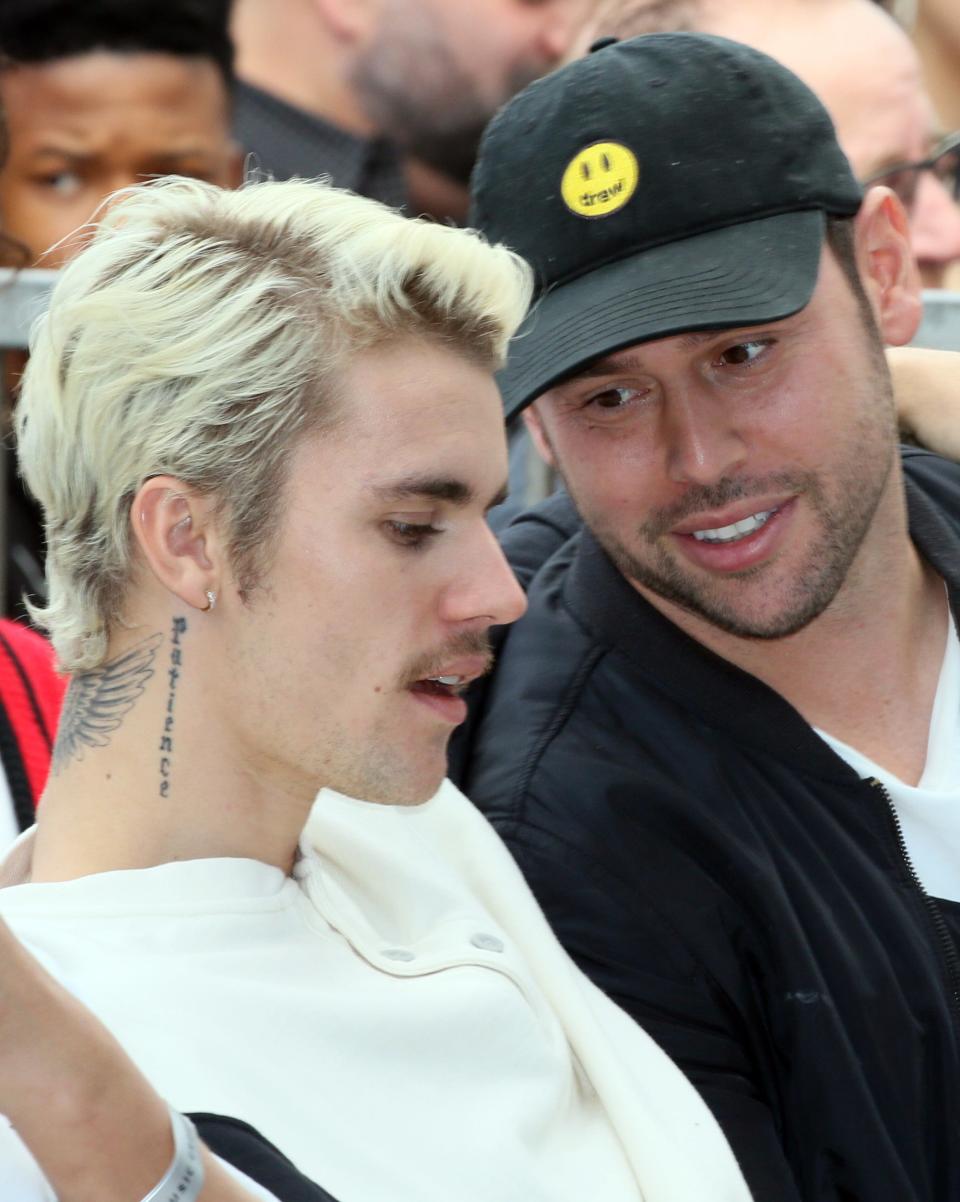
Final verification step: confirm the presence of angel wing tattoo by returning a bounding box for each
[52,633,163,774]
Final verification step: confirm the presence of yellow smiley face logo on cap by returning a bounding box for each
[561,141,639,219]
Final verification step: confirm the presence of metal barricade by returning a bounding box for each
[912,290,960,352]
[2,275,958,358]
[0,268,57,350]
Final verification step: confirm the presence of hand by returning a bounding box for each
[0,916,270,1201]
[888,346,960,460]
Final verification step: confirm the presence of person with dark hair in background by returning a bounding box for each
[0,0,243,268]
[458,32,960,1201]
[0,0,245,633]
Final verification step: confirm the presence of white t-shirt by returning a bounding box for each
[0,780,751,1202]
[818,610,960,903]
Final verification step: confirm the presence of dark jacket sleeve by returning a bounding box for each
[450,495,581,783]
[189,1114,340,1202]
[503,816,803,1202]
[496,489,581,591]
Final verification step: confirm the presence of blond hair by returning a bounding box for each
[16,177,532,671]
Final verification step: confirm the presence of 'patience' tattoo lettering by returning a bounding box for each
[53,633,163,774]
[159,616,187,798]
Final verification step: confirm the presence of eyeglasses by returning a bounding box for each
[861,131,960,211]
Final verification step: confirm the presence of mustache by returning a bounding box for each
[641,472,810,540]
[401,630,493,688]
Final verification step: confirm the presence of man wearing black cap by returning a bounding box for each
[456,32,960,1202]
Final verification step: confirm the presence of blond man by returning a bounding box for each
[0,177,753,1202]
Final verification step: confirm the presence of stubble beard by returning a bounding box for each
[568,340,900,641]
[593,459,892,640]
[349,3,539,182]
[325,629,493,807]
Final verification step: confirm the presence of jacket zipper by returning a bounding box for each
[870,777,960,1031]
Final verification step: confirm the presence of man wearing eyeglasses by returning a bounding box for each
[578,0,960,287]
[862,132,960,288]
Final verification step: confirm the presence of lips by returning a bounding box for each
[671,496,798,573]
[690,507,778,544]
[409,654,491,693]
[671,495,791,540]
[407,654,490,725]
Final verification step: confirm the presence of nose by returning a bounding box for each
[534,0,590,65]
[663,389,748,487]
[441,522,527,629]
[908,172,960,287]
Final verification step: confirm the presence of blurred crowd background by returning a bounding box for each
[0,0,955,276]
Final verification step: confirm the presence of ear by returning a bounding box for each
[522,403,557,468]
[853,186,923,347]
[131,477,221,612]
[312,0,376,43]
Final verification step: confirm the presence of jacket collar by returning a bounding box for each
[563,456,960,780]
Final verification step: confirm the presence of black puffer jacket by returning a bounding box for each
[453,449,960,1202]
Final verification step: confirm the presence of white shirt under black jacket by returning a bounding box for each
[0,780,752,1202]
[818,607,960,904]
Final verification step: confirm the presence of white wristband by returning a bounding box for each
[140,1106,204,1202]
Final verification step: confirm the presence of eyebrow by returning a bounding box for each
[372,474,472,504]
[372,468,509,507]
[567,332,727,381]
[147,149,223,165]
[27,145,219,163]
[28,147,90,161]
[567,336,711,377]
[372,474,509,512]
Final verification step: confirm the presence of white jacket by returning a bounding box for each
[0,781,752,1202]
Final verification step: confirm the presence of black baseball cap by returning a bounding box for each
[469,33,864,421]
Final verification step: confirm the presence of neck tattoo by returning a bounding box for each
[159,616,187,799]
[52,633,163,774]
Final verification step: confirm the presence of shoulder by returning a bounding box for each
[497,489,581,589]
[458,534,602,819]
[465,549,737,864]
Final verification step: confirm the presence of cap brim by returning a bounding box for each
[498,210,826,421]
